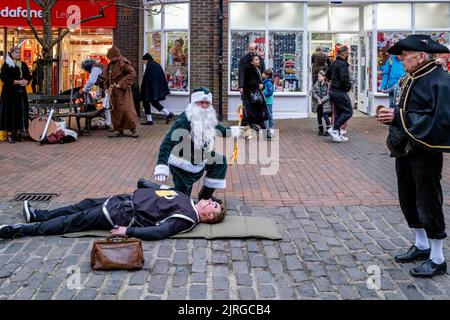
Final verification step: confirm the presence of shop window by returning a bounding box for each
[147,5,162,30]
[421,31,450,47]
[377,3,411,30]
[376,31,410,92]
[363,5,374,31]
[166,32,188,92]
[415,3,450,29]
[330,7,359,32]
[164,3,189,29]
[147,32,162,65]
[268,3,303,29]
[230,2,266,29]
[308,6,328,32]
[230,31,265,91]
[268,32,303,92]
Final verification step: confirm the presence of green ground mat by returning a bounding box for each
[62,216,282,240]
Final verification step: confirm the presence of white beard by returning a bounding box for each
[185,103,218,152]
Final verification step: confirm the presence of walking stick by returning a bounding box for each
[229,104,244,166]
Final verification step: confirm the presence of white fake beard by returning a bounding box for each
[185,103,218,152]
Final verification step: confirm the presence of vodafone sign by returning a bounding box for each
[0,0,116,28]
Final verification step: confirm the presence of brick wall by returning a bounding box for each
[113,0,141,76]
[190,0,229,119]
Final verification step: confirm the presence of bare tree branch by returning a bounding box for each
[25,0,46,49]
[50,5,114,47]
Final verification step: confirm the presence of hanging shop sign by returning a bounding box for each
[0,0,116,28]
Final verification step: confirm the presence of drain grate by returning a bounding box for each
[13,193,59,202]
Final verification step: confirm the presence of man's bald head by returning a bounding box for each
[248,43,257,54]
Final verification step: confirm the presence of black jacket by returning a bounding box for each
[326,56,351,92]
[242,65,269,124]
[123,188,199,240]
[140,59,170,102]
[238,53,265,89]
[390,61,450,153]
[0,55,31,131]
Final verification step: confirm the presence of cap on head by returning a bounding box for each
[387,34,450,55]
[81,58,98,72]
[191,87,212,104]
[142,53,153,61]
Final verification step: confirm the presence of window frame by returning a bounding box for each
[144,2,190,94]
[228,1,307,96]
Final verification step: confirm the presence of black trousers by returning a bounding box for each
[329,89,353,131]
[317,105,331,127]
[19,197,131,236]
[395,147,446,239]
[143,100,165,115]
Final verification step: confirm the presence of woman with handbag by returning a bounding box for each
[242,55,270,138]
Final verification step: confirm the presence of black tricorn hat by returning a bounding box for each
[387,34,450,55]
[142,53,153,61]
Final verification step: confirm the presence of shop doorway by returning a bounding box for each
[308,32,359,112]
[60,29,113,92]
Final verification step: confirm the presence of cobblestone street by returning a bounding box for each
[1,117,449,300]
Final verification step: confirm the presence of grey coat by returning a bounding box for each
[312,81,331,113]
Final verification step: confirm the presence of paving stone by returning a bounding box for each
[213,277,229,290]
[168,287,187,300]
[258,284,276,299]
[235,273,252,287]
[190,284,207,300]
[238,287,255,300]
[122,289,142,300]
[191,272,207,284]
[129,271,148,286]
[147,276,168,295]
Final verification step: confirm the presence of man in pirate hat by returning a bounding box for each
[377,34,450,278]
[143,87,241,202]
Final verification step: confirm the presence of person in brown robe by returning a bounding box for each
[105,46,140,138]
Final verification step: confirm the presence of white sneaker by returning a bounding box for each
[340,135,349,142]
[327,128,342,142]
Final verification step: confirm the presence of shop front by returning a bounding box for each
[142,1,450,120]
[145,1,190,114]
[0,0,116,94]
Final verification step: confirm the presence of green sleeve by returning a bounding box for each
[157,113,190,165]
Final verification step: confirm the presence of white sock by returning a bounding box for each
[162,109,170,116]
[430,239,445,264]
[104,110,111,126]
[146,114,153,122]
[414,228,430,250]
[413,229,430,250]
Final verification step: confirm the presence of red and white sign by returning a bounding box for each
[0,0,116,28]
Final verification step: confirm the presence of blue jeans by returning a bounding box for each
[266,104,274,129]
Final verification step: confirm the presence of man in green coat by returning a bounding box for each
[150,88,241,201]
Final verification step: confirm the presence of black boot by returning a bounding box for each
[318,125,324,136]
[198,186,223,204]
[137,178,162,189]
[324,126,330,136]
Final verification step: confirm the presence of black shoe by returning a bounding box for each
[266,132,273,140]
[166,112,174,124]
[410,259,447,278]
[7,135,15,143]
[0,224,23,239]
[198,186,215,201]
[137,178,162,189]
[142,121,154,125]
[16,133,23,142]
[394,245,431,263]
[318,126,324,136]
[23,200,37,223]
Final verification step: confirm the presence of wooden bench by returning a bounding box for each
[28,94,103,134]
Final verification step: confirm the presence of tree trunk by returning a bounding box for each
[42,4,54,95]
[42,48,53,95]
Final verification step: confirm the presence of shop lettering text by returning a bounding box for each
[0,6,42,18]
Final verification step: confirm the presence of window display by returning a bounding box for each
[146,32,162,65]
[230,31,265,91]
[166,32,188,92]
[144,2,189,92]
[269,32,303,92]
[376,31,409,91]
